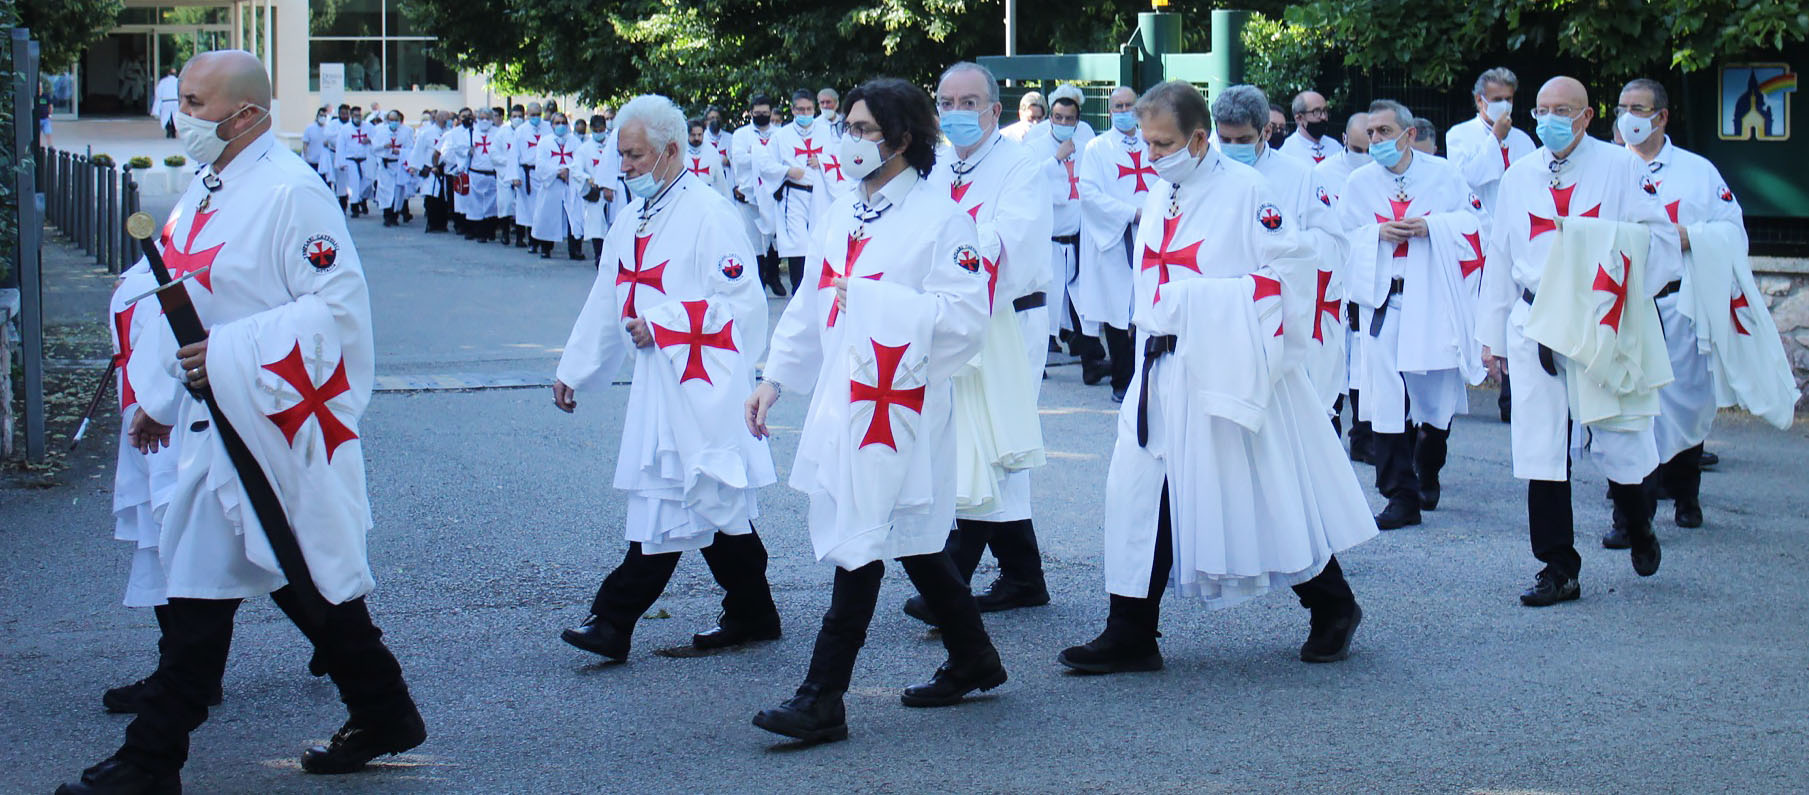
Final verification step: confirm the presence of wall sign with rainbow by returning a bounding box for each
[1720,63,1797,141]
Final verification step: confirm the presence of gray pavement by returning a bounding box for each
[5,199,1809,794]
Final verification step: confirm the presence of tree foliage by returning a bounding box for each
[13,0,125,75]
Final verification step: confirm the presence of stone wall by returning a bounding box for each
[1753,257,1809,412]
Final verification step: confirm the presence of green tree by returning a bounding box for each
[14,0,125,75]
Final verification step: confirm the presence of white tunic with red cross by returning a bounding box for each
[129,132,378,604]
[1105,146,1377,606]
[532,131,582,241]
[555,171,775,552]
[110,263,179,608]
[1255,147,1350,411]
[757,121,832,257]
[1077,128,1156,329]
[763,167,990,569]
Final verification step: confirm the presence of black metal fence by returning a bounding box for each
[36,147,142,274]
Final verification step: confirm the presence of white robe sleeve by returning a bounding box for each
[987,151,1055,299]
[555,231,633,393]
[761,227,828,392]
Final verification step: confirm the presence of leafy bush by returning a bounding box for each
[1241,13,1334,106]
[89,153,114,167]
[127,156,153,169]
[163,155,187,168]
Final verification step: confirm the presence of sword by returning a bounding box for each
[119,265,210,307]
[126,212,330,620]
[67,359,119,451]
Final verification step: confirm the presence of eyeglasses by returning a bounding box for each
[1298,107,1329,119]
[1529,107,1581,119]
[845,123,886,140]
[1613,105,1659,117]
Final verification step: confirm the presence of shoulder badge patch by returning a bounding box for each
[1718,184,1735,203]
[1316,186,1333,208]
[953,244,982,273]
[1469,192,1484,210]
[1257,202,1284,233]
[719,254,745,280]
[302,234,340,271]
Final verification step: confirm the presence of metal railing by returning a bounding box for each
[36,146,142,274]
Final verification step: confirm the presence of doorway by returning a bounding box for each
[78,24,232,118]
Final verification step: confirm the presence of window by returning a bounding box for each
[308,0,452,92]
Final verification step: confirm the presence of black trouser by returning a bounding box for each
[589,529,778,636]
[803,553,994,691]
[946,518,1046,588]
[1498,370,1513,419]
[1660,443,1703,507]
[1105,483,1354,643]
[1347,388,1373,455]
[1416,424,1450,493]
[1067,303,1105,360]
[783,256,806,293]
[115,588,413,776]
[423,195,448,231]
[1102,323,1135,392]
[591,238,605,262]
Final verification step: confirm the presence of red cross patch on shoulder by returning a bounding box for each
[953,244,982,273]
[719,254,745,280]
[1257,202,1284,232]
[1718,185,1735,203]
[303,234,340,271]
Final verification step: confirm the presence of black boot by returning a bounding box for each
[339,195,349,214]
[1299,601,1363,663]
[299,702,427,774]
[1347,389,1374,464]
[498,221,511,245]
[900,648,1008,707]
[567,236,584,261]
[55,758,179,795]
[539,239,553,259]
[1609,480,1662,577]
[515,225,529,248]
[1058,595,1163,674]
[103,677,221,714]
[1664,444,1704,528]
[382,209,398,227]
[1372,430,1421,529]
[752,682,847,743]
[1415,424,1450,511]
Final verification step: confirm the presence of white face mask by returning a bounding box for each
[175,104,265,166]
[1149,137,1202,184]
[1346,149,1373,168]
[1616,112,1656,146]
[839,135,892,181]
[1484,99,1512,122]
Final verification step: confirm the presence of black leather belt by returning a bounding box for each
[1137,334,1179,447]
[471,168,495,175]
[1346,301,1361,332]
[348,157,366,162]
[1519,288,1559,376]
[1052,234,1079,247]
[1368,277,1405,338]
[381,158,398,165]
[1654,279,1683,300]
[784,181,814,193]
[1012,292,1046,312]
[522,164,533,194]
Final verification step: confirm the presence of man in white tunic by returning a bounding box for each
[369,110,414,227]
[1077,85,1154,399]
[490,105,519,243]
[334,110,375,217]
[1213,85,1350,424]
[1476,76,1682,607]
[746,78,1005,743]
[551,94,782,663]
[1314,112,1374,456]
[510,103,546,249]
[758,90,830,292]
[440,108,502,242]
[1058,81,1374,675]
[301,107,334,187]
[1448,68,1538,218]
[1279,90,1345,165]
[1022,85,1095,355]
[1000,90,1045,142]
[59,51,422,795]
[731,95,784,295]
[532,112,585,259]
[1339,100,1487,530]
[914,61,1054,619]
[154,68,180,137]
[571,114,616,262]
[408,112,448,233]
[685,116,732,199]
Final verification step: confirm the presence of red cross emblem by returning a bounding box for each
[1730,292,1753,335]
[1064,160,1079,200]
[306,239,337,269]
[1253,273,1284,336]
[823,154,844,182]
[261,343,358,462]
[1317,185,1333,207]
[1642,177,1660,195]
[113,305,137,411]
[794,138,822,160]
[1140,214,1202,302]
[1259,204,1285,231]
[850,340,925,451]
[550,145,574,166]
[1718,185,1735,202]
[651,300,738,385]
[351,129,370,146]
[1529,184,1601,240]
[1459,231,1485,279]
[688,156,709,176]
[165,208,224,291]
[1592,252,1631,333]
[1313,269,1339,343]
[1373,197,1420,257]
[386,139,402,155]
[950,180,984,220]
[820,234,879,327]
[474,136,491,155]
[615,234,668,318]
[1117,149,1156,193]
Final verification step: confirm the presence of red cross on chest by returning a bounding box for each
[794,138,822,160]
[1459,231,1486,279]
[616,234,669,318]
[550,145,574,166]
[950,180,983,220]
[1118,149,1156,193]
[351,129,369,146]
[651,300,738,385]
[1730,292,1753,335]
[1139,214,1202,301]
[820,234,881,327]
[261,343,358,462]
[1373,197,1425,258]
[1064,160,1079,200]
[688,156,709,176]
[851,340,925,451]
[1529,183,1601,240]
[113,305,137,411]
[1313,269,1339,342]
[386,139,402,155]
[473,136,491,155]
[165,208,224,292]
[1592,252,1631,333]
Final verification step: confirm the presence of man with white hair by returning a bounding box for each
[1076,85,1150,400]
[553,93,782,664]
[1022,84,1096,354]
[817,87,842,131]
[1212,85,1349,423]
[1279,89,1345,165]
[1339,99,1487,530]
[1000,90,1046,142]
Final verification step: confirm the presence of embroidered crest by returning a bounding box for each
[1641,177,1660,195]
[1718,184,1736,202]
[718,254,745,280]
[1316,186,1333,207]
[953,244,982,273]
[302,234,340,271]
[1469,192,1484,210]
[1257,202,1284,232]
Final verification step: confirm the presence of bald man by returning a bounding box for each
[1476,76,1682,607]
[59,51,424,795]
[1279,90,1345,164]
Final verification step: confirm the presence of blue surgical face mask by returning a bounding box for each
[553,124,570,139]
[529,116,542,128]
[941,109,984,148]
[593,131,607,144]
[1221,141,1258,165]
[1537,113,1578,153]
[625,149,670,199]
[795,113,815,129]
[1051,122,1076,143]
[1111,111,1137,133]
[386,120,400,132]
[1370,133,1407,169]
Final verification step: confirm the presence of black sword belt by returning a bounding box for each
[348,156,366,162]
[470,168,496,176]
[381,158,398,166]
[1012,291,1046,312]
[1368,277,1405,338]
[783,181,814,193]
[1519,287,1560,376]
[1346,300,1361,333]
[1137,334,1179,447]
[521,164,534,194]
[1654,279,1683,300]
[1052,233,1079,247]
